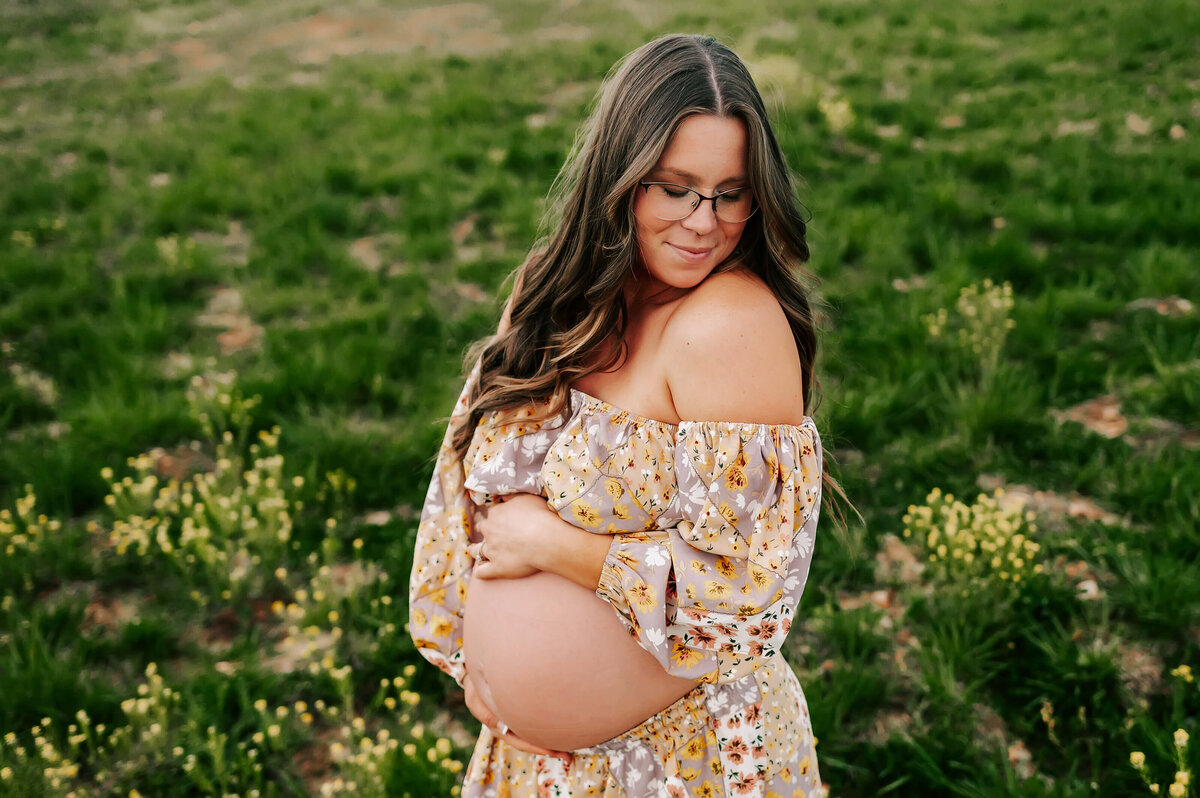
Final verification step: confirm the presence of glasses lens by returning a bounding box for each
[643,183,756,223]
[644,183,698,221]
[714,189,755,224]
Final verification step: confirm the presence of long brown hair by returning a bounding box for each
[451,34,855,526]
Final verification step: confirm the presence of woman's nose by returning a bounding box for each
[680,200,718,234]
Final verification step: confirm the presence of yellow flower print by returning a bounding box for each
[748,563,772,590]
[723,452,750,490]
[717,501,739,527]
[798,754,812,776]
[682,736,706,760]
[455,579,468,604]
[604,478,625,500]
[613,502,632,520]
[572,501,601,528]
[695,781,719,798]
[411,608,427,627]
[629,580,657,611]
[715,556,738,579]
[615,551,640,568]
[705,580,732,600]
[670,639,703,668]
[680,767,699,781]
[427,587,446,606]
[431,615,454,639]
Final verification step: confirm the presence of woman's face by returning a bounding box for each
[631,114,750,300]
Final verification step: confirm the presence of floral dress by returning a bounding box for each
[409,367,826,798]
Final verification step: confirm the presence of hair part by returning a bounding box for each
[449,34,854,527]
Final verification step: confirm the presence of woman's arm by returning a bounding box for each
[470,494,610,589]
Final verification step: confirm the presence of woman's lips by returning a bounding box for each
[668,243,714,263]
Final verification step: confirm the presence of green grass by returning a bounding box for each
[2,0,1198,795]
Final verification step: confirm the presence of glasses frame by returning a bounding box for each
[637,181,758,224]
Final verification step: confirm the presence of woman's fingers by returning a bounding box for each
[462,671,501,728]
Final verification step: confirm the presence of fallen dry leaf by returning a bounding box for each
[1117,639,1163,700]
[1125,296,1195,317]
[1052,395,1127,439]
[268,629,339,674]
[83,591,144,633]
[875,534,926,585]
[977,474,1129,529]
[451,213,478,246]
[217,324,263,354]
[1055,119,1098,137]
[452,281,490,303]
[891,275,927,292]
[973,703,1009,750]
[1007,740,1035,780]
[1170,123,1186,140]
[349,236,384,272]
[145,444,216,482]
[866,709,915,744]
[1126,417,1200,451]
[196,287,245,327]
[192,221,252,267]
[1125,112,1152,135]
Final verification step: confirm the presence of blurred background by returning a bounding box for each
[1,0,1197,795]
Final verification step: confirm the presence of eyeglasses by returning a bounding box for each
[638,181,757,224]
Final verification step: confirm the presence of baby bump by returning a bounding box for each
[462,569,697,751]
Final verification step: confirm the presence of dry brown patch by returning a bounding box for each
[1055,118,1099,137]
[890,274,926,292]
[874,533,926,585]
[1052,394,1127,439]
[197,287,263,354]
[192,221,252,267]
[145,443,216,482]
[865,709,915,745]
[128,4,508,82]
[348,234,401,273]
[1050,394,1199,452]
[977,474,1128,530]
[1126,296,1195,317]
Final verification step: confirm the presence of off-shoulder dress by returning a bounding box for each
[409,368,825,798]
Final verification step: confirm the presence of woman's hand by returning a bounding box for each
[469,494,555,580]
[462,668,573,764]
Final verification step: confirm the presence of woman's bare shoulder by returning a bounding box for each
[660,268,807,424]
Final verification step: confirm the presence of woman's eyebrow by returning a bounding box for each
[655,167,748,185]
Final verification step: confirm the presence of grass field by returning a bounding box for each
[1,0,1198,795]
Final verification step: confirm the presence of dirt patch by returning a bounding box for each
[976,473,1129,531]
[196,287,263,355]
[1050,395,1200,452]
[122,3,509,82]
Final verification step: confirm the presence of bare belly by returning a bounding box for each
[462,570,697,751]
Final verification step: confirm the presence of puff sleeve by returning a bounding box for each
[594,420,823,684]
[407,364,480,687]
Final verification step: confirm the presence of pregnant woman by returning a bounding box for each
[409,34,841,797]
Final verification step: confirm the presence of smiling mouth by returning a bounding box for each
[670,243,713,256]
